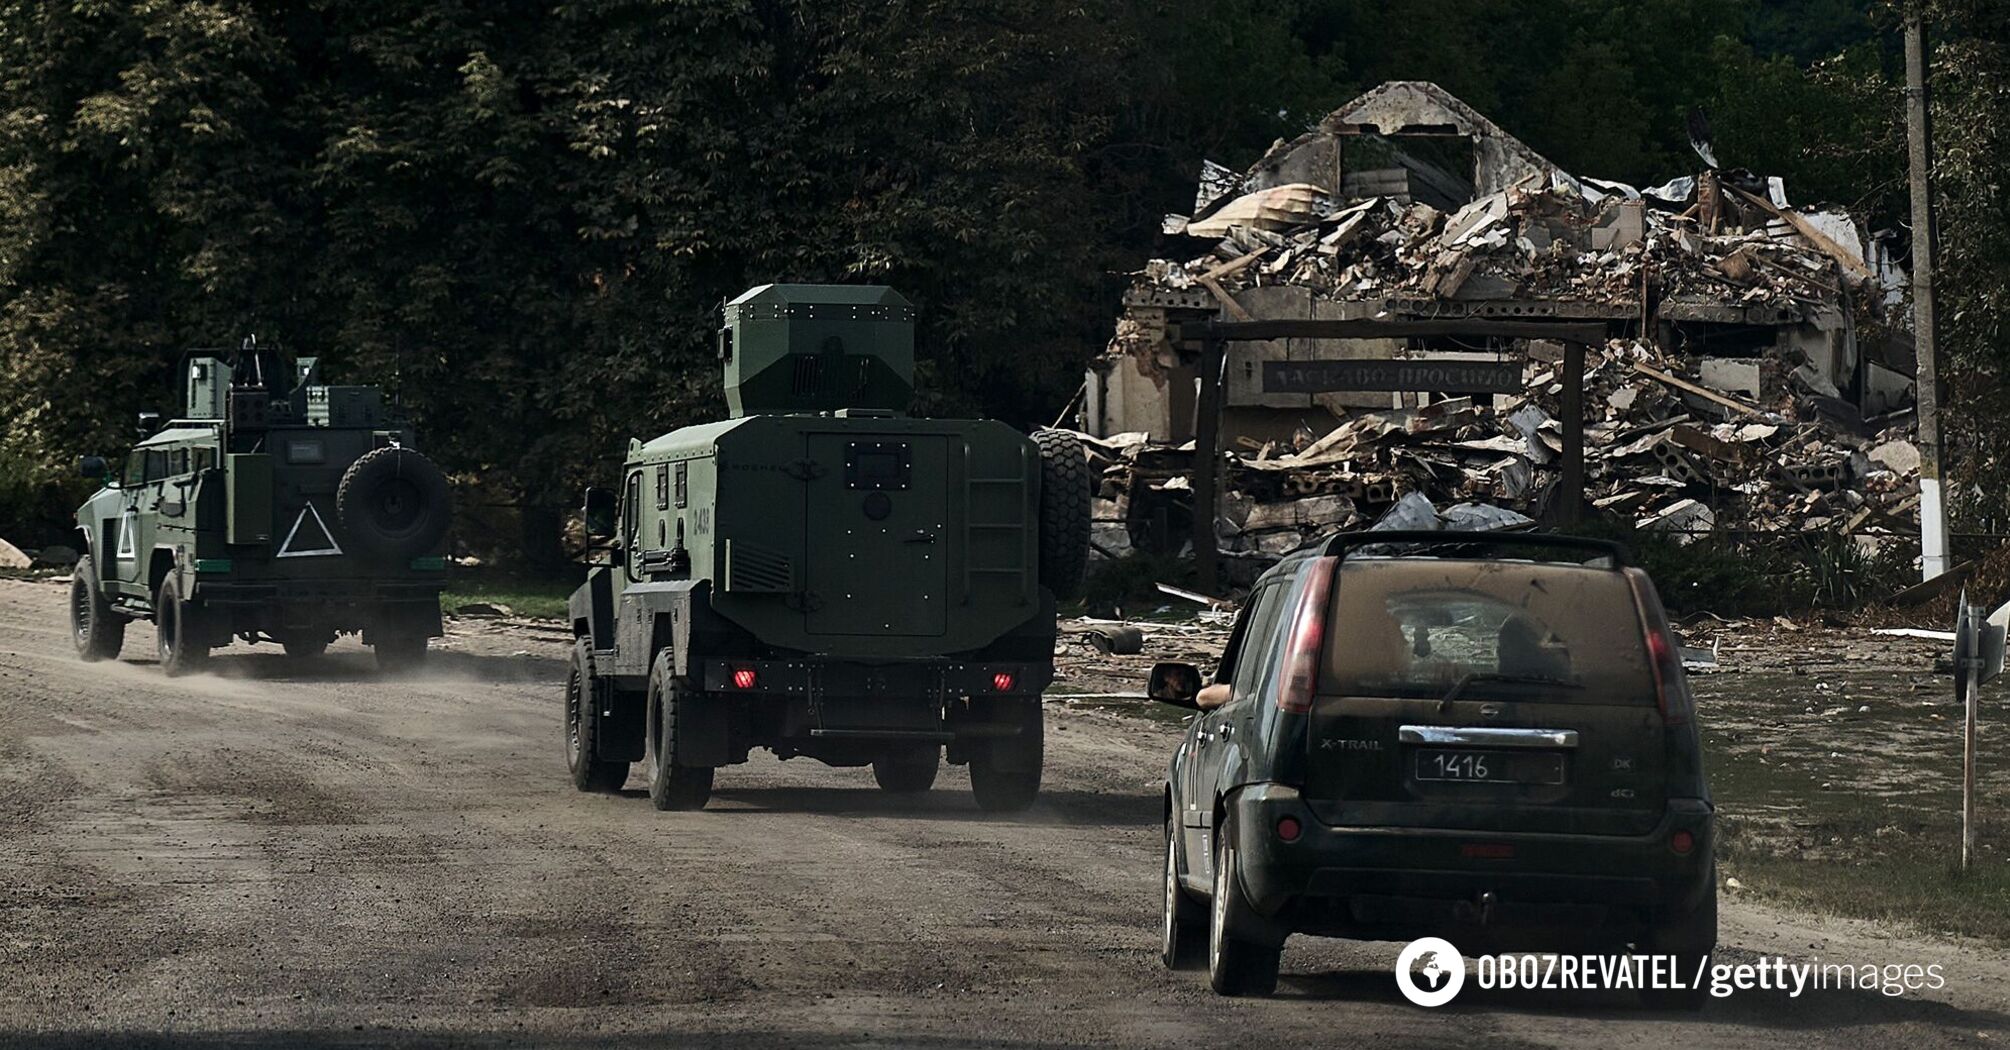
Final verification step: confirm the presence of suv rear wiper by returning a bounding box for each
[1438,671,1581,713]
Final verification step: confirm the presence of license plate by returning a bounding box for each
[1414,748,1566,785]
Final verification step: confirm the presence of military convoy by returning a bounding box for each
[68,339,451,674]
[562,284,1089,812]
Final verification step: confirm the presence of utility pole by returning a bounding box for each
[1906,14,1952,580]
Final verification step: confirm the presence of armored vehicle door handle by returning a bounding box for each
[903,531,936,544]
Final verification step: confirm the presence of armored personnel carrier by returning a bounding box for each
[68,339,452,674]
[564,284,1089,812]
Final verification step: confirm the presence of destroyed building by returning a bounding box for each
[1076,81,1921,582]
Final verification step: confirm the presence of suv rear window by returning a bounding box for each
[1322,558,1653,701]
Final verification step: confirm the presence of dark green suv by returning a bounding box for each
[1149,532,1714,1005]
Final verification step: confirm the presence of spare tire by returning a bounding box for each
[1033,429,1091,601]
[336,446,451,563]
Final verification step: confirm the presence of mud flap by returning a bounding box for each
[365,600,443,643]
[985,697,1043,771]
[675,693,732,768]
[599,680,648,763]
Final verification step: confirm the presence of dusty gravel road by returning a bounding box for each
[1,577,2005,1049]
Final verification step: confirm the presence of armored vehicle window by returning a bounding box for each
[285,438,326,465]
[144,449,170,482]
[192,448,216,473]
[123,450,146,485]
[655,465,670,511]
[168,449,189,477]
[623,471,641,548]
[675,462,688,508]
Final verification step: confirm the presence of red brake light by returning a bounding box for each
[992,671,1015,692]
[1627,570,1690,727]
[1275,816,1302,842]
[1276,557,1337,714]
[1671,829,1695,855]
[732,668,757,690]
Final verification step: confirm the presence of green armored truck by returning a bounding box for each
[564,285,1089,812]
[68,340,452,675]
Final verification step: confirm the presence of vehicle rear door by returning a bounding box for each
[802,433,949,638]
[1302,559,1669,836]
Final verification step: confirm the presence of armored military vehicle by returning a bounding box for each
[563,284,1089,812]
[68,339,451,675]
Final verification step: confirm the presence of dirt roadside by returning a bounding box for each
[0,578,2004,1049]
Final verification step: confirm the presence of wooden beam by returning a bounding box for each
[1725,184,1873,280]
[1557,340,1585,525]
[1195,276,1254,322]
[1631,362,1765,418]
[1190,338,1226,595]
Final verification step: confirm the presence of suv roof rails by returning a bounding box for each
[1314,529,1634,567]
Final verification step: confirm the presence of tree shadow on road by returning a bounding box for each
[692,783,1160,827]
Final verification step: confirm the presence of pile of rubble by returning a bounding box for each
[1080,81,1921,579]
[1077,333,1922,569]
[1152,168,1881,319]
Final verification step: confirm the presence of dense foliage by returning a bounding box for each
[1,0,2003,561]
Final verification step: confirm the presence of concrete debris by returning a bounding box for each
[1068,325,1923,581]
[1078,82,1923,585]
[0,538,30,570]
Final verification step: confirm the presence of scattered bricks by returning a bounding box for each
[1785,459,1849,490]
[1650,436,1709,484]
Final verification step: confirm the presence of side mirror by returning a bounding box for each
[77,455,109,480]
[1148,661,1203,709]
[582,487,617,540]
[136,411,162,436]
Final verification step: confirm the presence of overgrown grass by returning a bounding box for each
[1563,520,1915,616]
[441,574,576,620]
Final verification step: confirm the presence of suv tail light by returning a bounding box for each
[1626,569,1692,726]
[1276,556,1338,714]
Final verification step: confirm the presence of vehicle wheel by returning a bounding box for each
[1162,816,1207,970]
[644,656,714,811]
[566,640,629,793]
[336,446,451,563]
[1640,879,1717,1011]
[282,637,329,659]
[872,745,940,794]
[154,575,209,677]
[374,635,428,673]
[70,555,125,662]
[1208,814,1281,997]
[969,699,1042,813]
[1033,429,1091,601]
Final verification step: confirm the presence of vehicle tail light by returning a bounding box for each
[1275,816,1302,842]
[1670,829,1695,855]
[731,668,758,690]
[992,671,1015,692]
[1461,843,1515,860]
[1626,569,1692,727]
[1276,557,1338,714]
